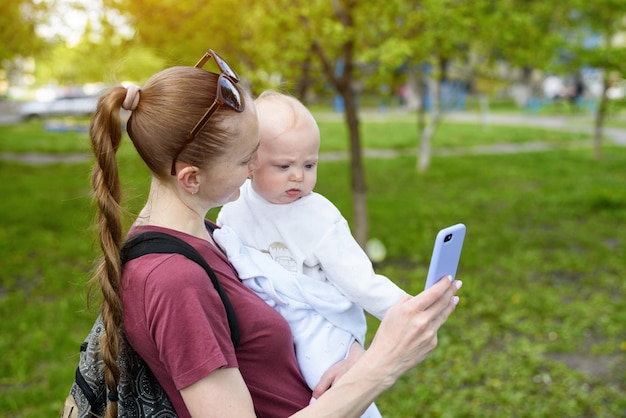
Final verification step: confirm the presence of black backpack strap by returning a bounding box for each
[120,231,240,347]
[75,342,99,410]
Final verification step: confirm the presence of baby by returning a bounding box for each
[214,91,407,418]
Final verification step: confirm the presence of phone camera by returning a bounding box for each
[444,234,453,242]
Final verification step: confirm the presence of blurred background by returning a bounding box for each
[1,0,625,121]
[3,0,625,243]
[1,1,625,417]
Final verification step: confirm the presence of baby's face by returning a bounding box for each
[249,113,320,205]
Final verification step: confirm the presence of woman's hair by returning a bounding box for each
[88,65,248,418]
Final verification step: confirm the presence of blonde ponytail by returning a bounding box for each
[89,86,127,418]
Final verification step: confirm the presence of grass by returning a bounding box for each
[359,151,626,417]
[318,119,592,151]
[0,115,592,155]
[1,117,625,417]
[0,118,93,154]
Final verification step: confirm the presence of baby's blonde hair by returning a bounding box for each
[255,90,317,139]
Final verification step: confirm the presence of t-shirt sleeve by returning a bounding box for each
[142,254,238,390]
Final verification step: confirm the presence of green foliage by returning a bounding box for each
[103,0,244,65]
[474,0,568,69]
[11,0,626,105]
[1,119,625,416]
[563,0,626,74]
[0,0,47,67]
[33,40,168,87]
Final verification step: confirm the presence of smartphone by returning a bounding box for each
[424,223,466,289]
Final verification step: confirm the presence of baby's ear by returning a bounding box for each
[247,156,259,175]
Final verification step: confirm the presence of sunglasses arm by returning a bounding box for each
[194,52,213,68]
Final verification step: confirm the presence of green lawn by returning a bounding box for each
[0,118,624,417]
[0,115,593,155]
[0,118,93,154]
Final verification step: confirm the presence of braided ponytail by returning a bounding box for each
[88,86,128,418]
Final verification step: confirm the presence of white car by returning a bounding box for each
[20,94,99,120]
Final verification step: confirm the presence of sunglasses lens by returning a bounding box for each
[218,76,244,112]
[213,53,239,82]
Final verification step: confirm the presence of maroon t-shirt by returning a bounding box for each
[122,224,311,417]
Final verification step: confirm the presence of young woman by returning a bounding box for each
[88,49,462,418]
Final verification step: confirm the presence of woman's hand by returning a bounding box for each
[291,276,462,418]
[366,276,462,387]
[312,276,461,401]
[312,341,365,399]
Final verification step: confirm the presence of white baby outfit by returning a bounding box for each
[215,180,406,417]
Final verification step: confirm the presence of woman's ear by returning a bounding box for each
[176,165,201,195]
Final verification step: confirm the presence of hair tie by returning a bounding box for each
[107,389,119,402]
[122,85,141,111]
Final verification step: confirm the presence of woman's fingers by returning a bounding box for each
[405,275,461,313]
[369,275,462,376]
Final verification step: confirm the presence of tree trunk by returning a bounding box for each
[414,66,427,139]
[593,72,610,160]
[340,84,368,248]
[295,45,314,103]
[417,73,440,172]
[310,2,367,247]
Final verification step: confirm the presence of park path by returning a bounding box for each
[1,110,625,164]
[445,110,626,146]
[319,110,626,161]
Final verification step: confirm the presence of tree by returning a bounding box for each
[0,0,47,67]
[564,0,626,159]
[28,2,165,87]
[398,0,478,172]
[240,0,415,247]
[99,0,494,245]
[0,0,49,90]
[103,0,248,65]
[99,0,613,246]
[394,0,569,172]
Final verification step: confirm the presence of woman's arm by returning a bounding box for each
[181,276,460,418]
[180,368,256,417]
[293,276,461,418]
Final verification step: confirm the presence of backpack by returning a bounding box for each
[61,230,240,418]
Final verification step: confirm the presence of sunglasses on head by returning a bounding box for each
[170,49,245,176]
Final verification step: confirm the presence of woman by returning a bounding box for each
[89,49,462,418]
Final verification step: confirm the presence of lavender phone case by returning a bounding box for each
[425,223,466,289]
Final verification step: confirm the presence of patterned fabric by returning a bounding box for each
[61,229,241,418]
[61,315,176,418]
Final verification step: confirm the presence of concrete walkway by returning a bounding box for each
[317,110,626,161]
[444,111,626,146]
[2,108,625,164]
